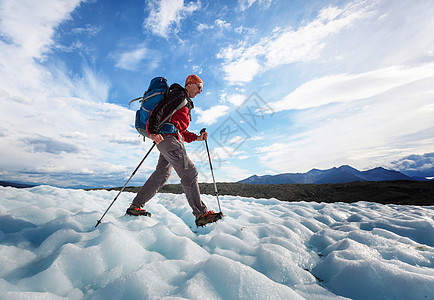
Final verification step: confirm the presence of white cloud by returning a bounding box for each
[238,0,434,175]
[234,26,257,35]
[197,23,212,31]
[388,152,434,178]
[74,66,111,102]
[229,136,245,144]
[144,0,200,38]
[255,71,434,173]
[71,24,101,36]
[215,163,252,182]
[228,94,246,106]
[238,0,272,11]
[0,0,83,59]
[195,105,230,125]
[0,0,109,103]
[220,93,246,106]
[219,1,373,84]
[0,0,86,98]
[196,19,232,39]
[215,19,231,31]
[186,144,249,182]
[0,91,145,186]
[192,64,203,74]
[272,63,434,112]
[391,153,434,172]
[114,44,149,71]
[0,0,147,187]
[221,57,261,84]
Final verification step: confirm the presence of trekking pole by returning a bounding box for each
[95,142,156,228]
[200,128,222,213]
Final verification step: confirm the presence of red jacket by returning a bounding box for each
[169,106,197,143]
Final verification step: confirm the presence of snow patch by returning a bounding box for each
[0,186,433,299]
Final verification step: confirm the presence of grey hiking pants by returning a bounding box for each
[132,135,207,216]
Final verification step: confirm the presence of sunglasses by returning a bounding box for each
[195,83,203,92]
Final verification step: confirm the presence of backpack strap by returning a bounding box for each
[141,91,166,104]
[128,90,168,106]
[128,96,144,106]
[159,98,188,125]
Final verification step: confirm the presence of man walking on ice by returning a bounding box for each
[126,74,222,227]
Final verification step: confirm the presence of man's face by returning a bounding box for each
[187,82,203,98]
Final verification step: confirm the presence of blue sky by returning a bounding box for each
[1,0,433,188]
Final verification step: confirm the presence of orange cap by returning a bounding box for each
[185,74,203,86]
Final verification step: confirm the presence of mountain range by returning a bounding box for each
[1,166,430,189]
[0,181,38,188]
[238,165,429,184]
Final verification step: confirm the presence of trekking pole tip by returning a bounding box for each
[95,220,101,228]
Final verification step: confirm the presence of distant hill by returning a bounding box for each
[100,181,434,206]
[238,165,426,184]
[0,181,38,188]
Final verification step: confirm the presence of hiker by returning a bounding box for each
[126,75,222,226]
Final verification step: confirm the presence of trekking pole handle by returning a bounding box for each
[200,128,206,134]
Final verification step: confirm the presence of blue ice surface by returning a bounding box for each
[0,185,433,299]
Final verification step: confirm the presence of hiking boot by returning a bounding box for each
[126,204,151,217]
[195,211,223,227]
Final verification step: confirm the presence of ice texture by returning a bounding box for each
[0,185,433,299]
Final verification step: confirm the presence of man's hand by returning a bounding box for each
[149,133,164,144]
[197,131,208,141]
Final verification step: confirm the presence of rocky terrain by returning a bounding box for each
[103,180,434,206]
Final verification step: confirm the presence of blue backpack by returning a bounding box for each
[129,77,187,140]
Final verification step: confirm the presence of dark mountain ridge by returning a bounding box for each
[238,165,428,184]
[0,181,38,188]
[103,181,434,206]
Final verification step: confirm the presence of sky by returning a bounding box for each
[0,0,433,188]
